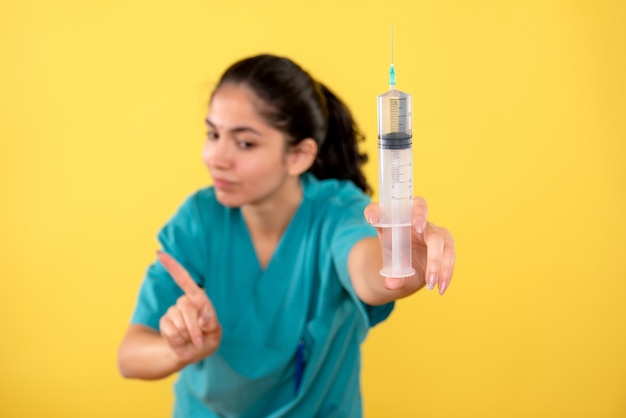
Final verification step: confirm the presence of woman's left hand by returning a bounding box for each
[364,196,456,295]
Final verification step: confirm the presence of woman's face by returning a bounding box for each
[202,83,296,208]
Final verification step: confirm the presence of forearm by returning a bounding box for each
[348,237,425,305]
[117,324,185,380]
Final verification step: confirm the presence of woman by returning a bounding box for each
[118,54,456,417]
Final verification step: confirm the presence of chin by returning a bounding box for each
[214,191,245,208]
[215,196,243,208]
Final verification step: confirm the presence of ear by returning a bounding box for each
[287,138,318,176]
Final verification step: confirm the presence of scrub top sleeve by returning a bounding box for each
[130,193,208,330]
[330,214,394,329]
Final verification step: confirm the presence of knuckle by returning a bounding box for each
[159,322,175,339]
[163,306,179,321]
[444,245,457,260]
[413,196,428,208]
[176,295,192,309]
[158,317,168,332]
[428,232,445,251]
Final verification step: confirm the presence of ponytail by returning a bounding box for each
[309,83,372,194]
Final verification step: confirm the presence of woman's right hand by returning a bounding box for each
[157,251,222,366]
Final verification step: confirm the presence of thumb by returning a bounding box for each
[198,308,218,332]
[363,202,381,226]
[384,276,411,290]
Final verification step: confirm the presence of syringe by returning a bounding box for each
[377,33,415,278]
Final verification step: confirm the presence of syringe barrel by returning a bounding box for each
[377,89,415,278]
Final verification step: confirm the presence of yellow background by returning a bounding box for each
[1,0,625,417]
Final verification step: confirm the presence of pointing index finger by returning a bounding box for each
[157,250,205,301]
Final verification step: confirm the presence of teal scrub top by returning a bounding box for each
[131,173,394,417]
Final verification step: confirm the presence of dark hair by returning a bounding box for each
[212,54,372,194]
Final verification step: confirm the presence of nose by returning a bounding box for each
[202,138,233,170]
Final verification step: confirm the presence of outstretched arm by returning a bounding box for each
[348,197,456,306]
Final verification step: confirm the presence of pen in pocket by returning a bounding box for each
[295,338,305,394]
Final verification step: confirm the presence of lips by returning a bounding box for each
[212,177,236,190]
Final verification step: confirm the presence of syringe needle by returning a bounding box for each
[389,25,396,89]
[391,24,394,66]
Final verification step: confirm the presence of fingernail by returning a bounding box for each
[366,213,377,225]
[426,273,437,291]
[439,281,448,295]
[194,336,203,347]
[415,218,427,234]
[199,314,212,329]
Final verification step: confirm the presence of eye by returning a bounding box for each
[236,140,255,149]
[206,130,218,141]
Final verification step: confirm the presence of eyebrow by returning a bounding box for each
[204,118,262,136]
